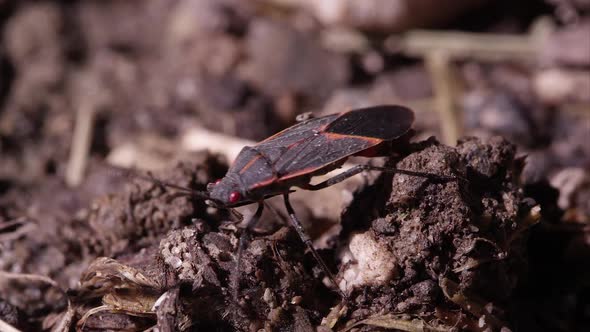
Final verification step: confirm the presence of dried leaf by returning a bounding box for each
[321,303,347,329]
[79,257,161,297]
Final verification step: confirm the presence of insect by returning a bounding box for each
[134,105,453,301]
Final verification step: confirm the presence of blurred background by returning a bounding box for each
[0,0,589,185]
[0,0,588,331]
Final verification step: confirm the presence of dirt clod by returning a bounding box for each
[338,137,533,330]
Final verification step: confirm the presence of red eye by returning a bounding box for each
[229,191,241,203]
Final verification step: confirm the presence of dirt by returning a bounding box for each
[333,137,531,330]
[0,0,589,331]
[3,136,538,331]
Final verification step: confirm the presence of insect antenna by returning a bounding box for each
[106,165,211,200]
[144,171,211,200]
[109,166,246,225]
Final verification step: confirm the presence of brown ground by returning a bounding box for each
[0,0,588,331]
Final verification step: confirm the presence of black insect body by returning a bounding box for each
[135,105,453,302]
[208,105,415,206]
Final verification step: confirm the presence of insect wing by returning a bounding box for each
[273,133,380,181]
[254,113,340,161]
[228,114,341,189]
[274,105,414,181]
[324,105,414,139]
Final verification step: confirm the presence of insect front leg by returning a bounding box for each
[232,202,264,310]
[301,165,458,191]
[282,194,348,300]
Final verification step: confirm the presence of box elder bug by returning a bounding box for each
[131,105,456,302]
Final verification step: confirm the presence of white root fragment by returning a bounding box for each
[534,68,590,105]
[181,127,256,161]
[0,319,21,332]
[339,231,398,292]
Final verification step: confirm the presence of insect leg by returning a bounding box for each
[232,202,264,308]
[301,165,457,191]
[282,194,348,300]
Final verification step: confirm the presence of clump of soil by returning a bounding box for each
[336,136,536,331]
[73,224,325,331]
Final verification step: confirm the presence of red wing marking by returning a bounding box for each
[275,133,383,182]
[322,132,382,143]
[249,175,279,189]
[353,144,382,157]
[238,155,262,175]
